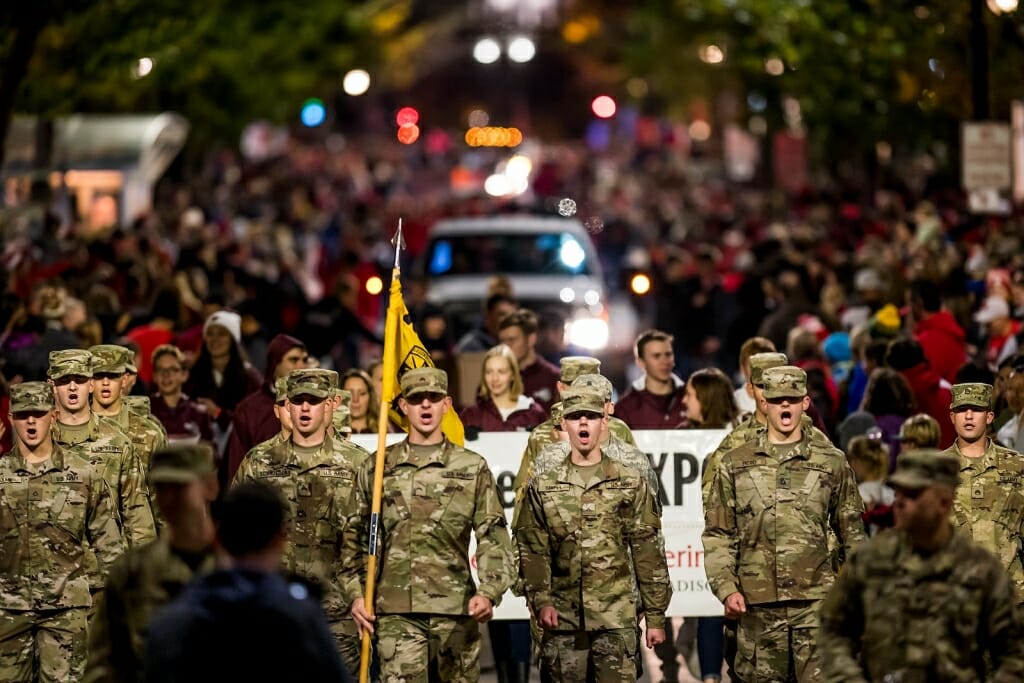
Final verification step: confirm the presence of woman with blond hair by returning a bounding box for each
[459,344,545,433]
[459,344,543,683]
[341,368,383,435]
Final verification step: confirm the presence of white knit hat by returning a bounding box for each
[203,310,242,344]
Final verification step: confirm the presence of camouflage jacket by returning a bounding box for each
[83,537,216,683]
[819,528,1024,683]
[235,434,369,619]
[0,444,123,610]
[516,452,672,630]
[703,428,866,605]
[702,414,831,507]
[515,415,635,491]
[53,414,156,547]
[945,438,1024,604]
[102,408,168,479]
[342,438,514,615]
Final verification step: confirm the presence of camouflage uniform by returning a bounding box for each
[942,382,1024,606]
[333,388,353,438]
[90,346,168,478]
[703,367,866,683]
[342,368,514,683]
[234,369,370,675]
[49,350,156,549]
[84,444,217,683]
[516,392,672,683]
[124,396,151,417]
[819,451,1024,682]
[0,383,123,683]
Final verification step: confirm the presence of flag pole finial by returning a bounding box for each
[391,218,405,269]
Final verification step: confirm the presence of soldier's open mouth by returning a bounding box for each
[68,392,78,402]
[578,429,590,442]
[780,411,792,423]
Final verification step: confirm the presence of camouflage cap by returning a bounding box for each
[749,352,789,386]
[549,401,564,423]
[149,442,216,484]
[887,449,959,490]
[761,365,808,400]
[950,382,993,410]
[559,356,601,383]
[334,388,352,407]
[400,367,448,399]
[273,377,289,404]
[10,381,54,413]
[560,389,606,418]
[125,396,151,415]
[570,373,612,402]
[89,344,129,374]
[333,405,352,434]
[47,349,94,379]
[286,369,339,400]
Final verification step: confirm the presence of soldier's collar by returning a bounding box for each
[558,452,617,488]
[392,437,450,468]
[10,442,64,474]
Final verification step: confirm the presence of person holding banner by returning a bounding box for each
[234,368,370,677]
[344,367,514,683]
[703,366,865,683]
[517,389,672,682]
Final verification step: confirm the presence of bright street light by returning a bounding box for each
[473,38,501,64]
[988,0,1019,13]
[507,36,536,63]
[342,69,370,96]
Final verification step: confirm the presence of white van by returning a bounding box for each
[419,215,611,351]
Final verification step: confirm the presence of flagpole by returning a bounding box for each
[358,218,404,683]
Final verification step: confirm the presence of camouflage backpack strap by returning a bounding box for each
[531,442,571,483]
[604,436,659,494]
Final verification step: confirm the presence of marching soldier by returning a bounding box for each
[943,382,1024,605]
[344,367,514,682]
[703,366,865,682]
[48,350,155,548]
[819,450,1024,681]
[0,382,122,682]
[516,390,671,682]
[234,369,369,675]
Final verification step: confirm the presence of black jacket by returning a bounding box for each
[146,568,351,683]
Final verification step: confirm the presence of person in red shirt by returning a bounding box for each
[497,309,560,412]
[123,288,180,385]
[885,338,955,449]
[459,345,546,434]
[615,329,688,430]
[909,280,967,383]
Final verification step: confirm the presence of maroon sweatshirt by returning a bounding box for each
[519,357,560,412]
[459,396,546,433]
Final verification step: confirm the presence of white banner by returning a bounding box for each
[351,429,728,618]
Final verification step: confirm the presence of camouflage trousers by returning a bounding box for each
[539,628,638,683]
[735,601,822,683]
[377,614,480,683]
[330,616,363,678]
[0,608,88,683]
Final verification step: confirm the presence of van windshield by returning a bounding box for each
[426,232,592,277]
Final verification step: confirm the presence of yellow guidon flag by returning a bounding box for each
[358,221,464,683]
[380,274,465,445]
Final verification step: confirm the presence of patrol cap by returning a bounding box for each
[400,367,448,399]
[10,382,55,413]
[559,356,601,384]
[549,401,564,424]
[560,389,606,419]
[887,449,959,490]
[273,377,289,404]
[761,366,808,400]
[286,369,339,400]
[48,349,94,380]
[333,405,352,434]
[334,388,352,407]
[749,352,788,387]
[149,442,216,484]
[89,344,129,374]
[950,383,993,410]
[571,373,612,402]
[125,396,151,415]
